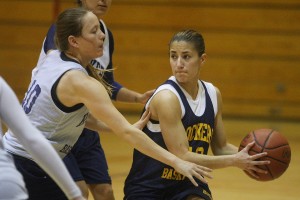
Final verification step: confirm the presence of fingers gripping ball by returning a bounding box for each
[238,129,291,181]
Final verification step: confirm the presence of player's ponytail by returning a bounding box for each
[86,64,112,97]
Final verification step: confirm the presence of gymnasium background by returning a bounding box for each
[0,0,299,199]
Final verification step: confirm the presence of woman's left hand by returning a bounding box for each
[133,108,151,130]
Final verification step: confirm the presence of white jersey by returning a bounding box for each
[90,19,111,70]
[4,50,89,159]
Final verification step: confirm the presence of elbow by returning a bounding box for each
[212,147,226,156]
[212,144,238,156]
[113,126,138,145]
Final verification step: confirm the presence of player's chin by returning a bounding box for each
[95,49,103,57]
[95,7,107,15]
[176,75,188,83]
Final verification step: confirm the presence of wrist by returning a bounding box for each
[169,155,181,169]
[134,93,143,103]
[230,154,237,167]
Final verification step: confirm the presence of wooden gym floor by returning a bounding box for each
[89,114,300,200]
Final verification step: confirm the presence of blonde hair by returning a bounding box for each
[86,64,113,96]
[55,7,113,96]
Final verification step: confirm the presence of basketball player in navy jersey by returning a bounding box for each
[34,1,154,199]
[0,76,84,200]
[4,9,212,200]
[124,30,270,200]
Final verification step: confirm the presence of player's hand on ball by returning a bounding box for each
[235,142,270,175]
[238,129,291,181]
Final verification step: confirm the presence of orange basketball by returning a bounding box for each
[238,128,291,181]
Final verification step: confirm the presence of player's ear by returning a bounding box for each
[68,35,79,48]
[200,53,207,64]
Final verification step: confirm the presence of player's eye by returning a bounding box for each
[170,54,177,60]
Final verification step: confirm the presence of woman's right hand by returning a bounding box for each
[173,158,213,186]
[234,142,270,178]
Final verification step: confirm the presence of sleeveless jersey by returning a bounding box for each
[3,50,89,159]
[124,76,217,196]
[35,20,122,100]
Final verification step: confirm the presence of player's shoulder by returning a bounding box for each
[100,19,113,38]
[200,80,218,112]
[200,80,215,90]
[200,80,219,95]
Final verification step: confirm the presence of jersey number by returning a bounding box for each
[22,80,41,114]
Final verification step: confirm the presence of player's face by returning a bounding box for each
[77,12,105,60]
[169,41,204,84]
[81,0,112,18]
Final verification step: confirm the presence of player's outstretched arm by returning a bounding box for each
[70,73,213,186]
[116,87,155,104]
[85,107,150,133]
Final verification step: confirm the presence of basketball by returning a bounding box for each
[238,128,291,181]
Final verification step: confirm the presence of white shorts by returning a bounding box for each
[0,148,28,200]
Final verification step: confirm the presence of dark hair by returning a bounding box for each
[76,0,82,6]
[169,30,205,56]
[55,7,88,52]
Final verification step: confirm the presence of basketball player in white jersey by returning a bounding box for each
[0,76,85,200]
[124,30,270,200]
[34,1,154,199]
[3,8,212,200]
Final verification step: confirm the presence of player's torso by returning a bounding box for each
[5,50,89,159]
[125,77,216,187]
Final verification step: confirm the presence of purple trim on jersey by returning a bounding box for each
[43,24,56,54]
[111,82,122,100]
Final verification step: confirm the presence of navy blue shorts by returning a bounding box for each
[164,183,212,200]
[63,128,112,184]
[124,180,212,200]
[12,129,111,199]
[13,154,68,200]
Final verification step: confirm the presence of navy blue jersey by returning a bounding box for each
[124,79,215,199]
